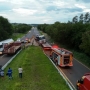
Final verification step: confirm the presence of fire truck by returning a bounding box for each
[3,41,21,55]
[76,73,90,90]
[42,43,73,67]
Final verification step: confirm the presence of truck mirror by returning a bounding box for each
[80,79,84,84]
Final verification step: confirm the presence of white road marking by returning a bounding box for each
[0,54,6,58]
[74,58,90,70]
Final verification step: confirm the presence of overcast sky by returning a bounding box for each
[0,0,90,24]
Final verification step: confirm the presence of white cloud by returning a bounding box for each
[83,9,90,12]
[12,8,37,16]
[75,4,86,9]
[0,0,90,24]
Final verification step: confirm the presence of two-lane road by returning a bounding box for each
[0,28,35,68]
[60,58,90,87]
[33,28,90,89]
[1,28,90,89]
[0,54,13,66]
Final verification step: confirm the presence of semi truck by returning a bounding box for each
[0,39,14,54]
[42,43,73,67]
[76,73,90,90]
[3,41,21,55]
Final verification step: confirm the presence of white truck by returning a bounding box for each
[35,35,46,45]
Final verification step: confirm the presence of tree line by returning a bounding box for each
[0,16,32,41]
[38,12,90,56]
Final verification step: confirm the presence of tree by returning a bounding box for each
[84,12,90,23]
[79,30,90,55]
[0,16,13,40]
[72,16,78,23]
[79,14,83,23]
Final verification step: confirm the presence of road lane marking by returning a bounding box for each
[74,58,90,70]
[57,66,76,90]
[0,54,6,58]
[43,50,76,90]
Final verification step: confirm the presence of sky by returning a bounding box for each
[0,0,90,24]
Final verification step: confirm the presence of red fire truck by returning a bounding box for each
[42,43,73,67]
[76,73,90,90]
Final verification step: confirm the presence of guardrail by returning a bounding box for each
[1,36,35,70]
[1,49,22,70]
[43,51,77,90]
[1,37,76,90]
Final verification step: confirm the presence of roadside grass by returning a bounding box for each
[71,50,90,68]
[11,33,25,41]
[0,46,70,90]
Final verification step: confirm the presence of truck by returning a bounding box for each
[76,73,90,90]
[3,41,21,55]
[0,39,14,55]
[42,43,73,67]
[35,35,46,45]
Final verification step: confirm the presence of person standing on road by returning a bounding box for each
[7,67,13,79]
[18,66,23,78]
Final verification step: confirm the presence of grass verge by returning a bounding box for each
[0,46,70,90]
[11,33,25,41]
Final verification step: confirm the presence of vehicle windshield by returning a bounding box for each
[39,36,45,40]
[0,45,3,48]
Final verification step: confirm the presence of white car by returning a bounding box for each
[17,38,21,42]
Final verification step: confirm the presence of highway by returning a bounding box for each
[59,59,90,87]
[0,27,37,69]
[0,27,90,89]
[0,54,12,66]
[33,28,90,89]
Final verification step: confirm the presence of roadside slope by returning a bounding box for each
[0,46,70,90]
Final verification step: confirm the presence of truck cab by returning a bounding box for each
[77,73,90,90]
[35,35,46,45]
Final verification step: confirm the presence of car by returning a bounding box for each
[17,38,21,42]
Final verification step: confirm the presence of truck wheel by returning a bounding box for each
[56,61,58,66]
[76,85,79,90]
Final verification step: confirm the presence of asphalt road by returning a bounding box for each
[0,54,12,67]
[60,58,90,87]
[33,28,90,89]
[0,27,37,69]
[21,27,40,41]
[0,27,90,89]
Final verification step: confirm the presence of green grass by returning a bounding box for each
[0,46,70,90]
[11,33,25,41]
[71,50,90,68]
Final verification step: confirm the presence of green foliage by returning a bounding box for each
[38,12,90,55]
[0,16,13,40]
[11,33,25,41]
[0,46,70,90]
[80,31,90,55]
[12,23,32,33]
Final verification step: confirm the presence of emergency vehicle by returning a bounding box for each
[42,43,73,67]
[35,35,46,45]
[76,73,90,90]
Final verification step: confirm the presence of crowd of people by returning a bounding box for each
[0,66,23,79]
